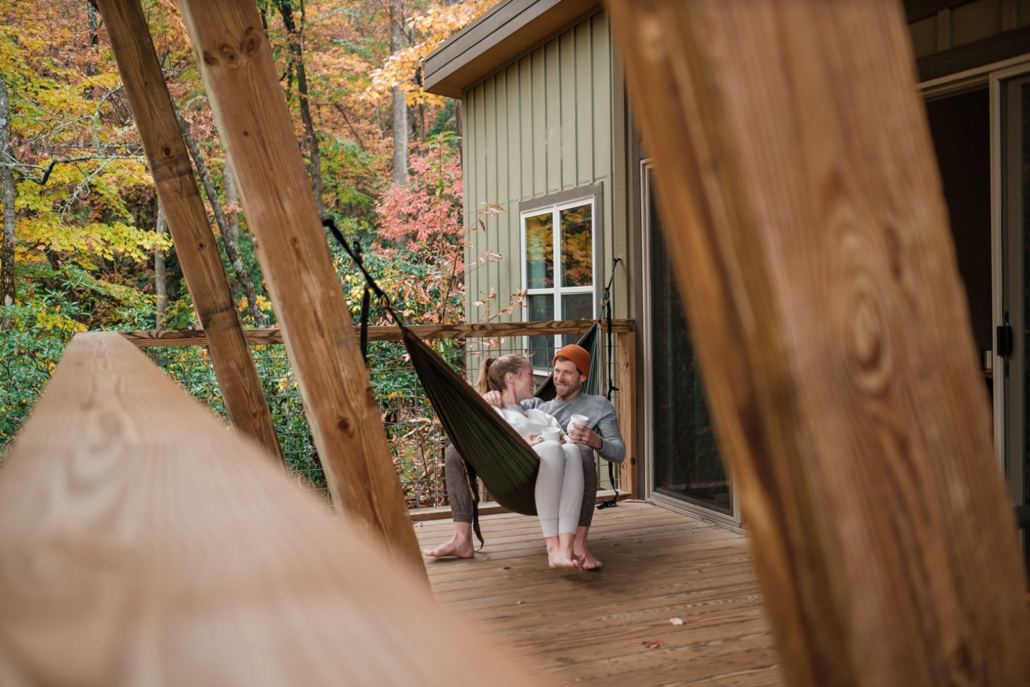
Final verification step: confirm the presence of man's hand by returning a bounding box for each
[567,423,601,450]
[482,390,503,407]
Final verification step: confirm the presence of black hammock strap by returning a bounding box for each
[323,217,540,550]
[597,258,622,510]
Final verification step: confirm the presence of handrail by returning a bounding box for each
[0,332,536,684]
[120,318,635,347]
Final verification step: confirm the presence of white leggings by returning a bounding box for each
[533,440,585,538]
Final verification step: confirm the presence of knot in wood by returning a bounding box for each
[838,233,892,396]
[241,27,262,59]
[336,417,353,435]
[846,276,891,396]
[219,43,240,68]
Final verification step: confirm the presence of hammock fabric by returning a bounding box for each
[401,327,540,516]
[400,322,603,518]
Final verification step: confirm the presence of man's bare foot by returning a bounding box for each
[574,545,603,571]
[423,535,474,559]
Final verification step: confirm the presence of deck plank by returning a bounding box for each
[417,501,784,686]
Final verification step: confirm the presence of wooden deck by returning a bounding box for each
[416,501,784,686]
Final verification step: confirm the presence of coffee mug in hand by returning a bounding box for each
[542,428,561,442]
[568,414,589,430]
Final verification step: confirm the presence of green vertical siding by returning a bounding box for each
[462,9,615,325]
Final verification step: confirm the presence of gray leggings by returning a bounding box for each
[444,443,597,529]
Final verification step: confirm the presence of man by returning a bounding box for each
[423,343,626,570]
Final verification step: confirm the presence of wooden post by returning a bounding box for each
[606,0,1030,685]
[615,328,638,498]
[176,0,425,581]
[94,0,282,463]
[0,333,536,686]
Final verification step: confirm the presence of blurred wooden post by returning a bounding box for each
[607,0,1030,685]
[94,0,282,463]
[0,333,537,686]
[615,328,638,498]
[176,0,425,581]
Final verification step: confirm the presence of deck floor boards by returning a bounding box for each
[416,501,785,686]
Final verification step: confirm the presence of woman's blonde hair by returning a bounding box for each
[475,354,532,394]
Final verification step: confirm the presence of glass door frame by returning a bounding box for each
[921,55,1030,556]
[639,158,741,528]
[992,63,1030,525]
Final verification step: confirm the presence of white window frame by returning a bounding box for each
[520,192,599,374]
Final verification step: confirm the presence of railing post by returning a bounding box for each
[615,328,638,498]
[94,0,282,463]
[607,0,1030,684]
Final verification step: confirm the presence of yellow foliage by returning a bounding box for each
[364,0,501,105]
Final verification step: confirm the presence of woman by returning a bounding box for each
[476,354,584,570]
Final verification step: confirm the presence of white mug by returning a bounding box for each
[541,428,561,442]
[568,414,589,431]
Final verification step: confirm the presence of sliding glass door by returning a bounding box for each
[996,68,1030,567]
[642,162,733,520]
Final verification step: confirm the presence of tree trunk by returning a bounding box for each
[279,1,323,215]
[225,154,239,241]
[87,0,99,78]
[173,104,264,326]
[154,201,167,330]
[0,73,16,316]
[390,0,408,186]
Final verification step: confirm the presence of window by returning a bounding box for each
[521,196,596,370]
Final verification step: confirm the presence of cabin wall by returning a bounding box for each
[908,0,1030,61]
[461,9,618,325]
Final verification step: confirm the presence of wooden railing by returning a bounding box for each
[121,319,639,501]
[0,332,537,685]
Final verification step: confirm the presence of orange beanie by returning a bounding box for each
[553,344,590,379]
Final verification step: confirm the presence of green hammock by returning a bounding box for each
[321,216,608,529]
[401,322,602,517]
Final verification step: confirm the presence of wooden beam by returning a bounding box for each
[94,0,282,463]
[615,329,638,498]
[0,332,536,686]
[176,0,424,581]
[119,319,635,348]
[606,1,1030,685]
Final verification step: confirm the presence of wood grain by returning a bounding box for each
[0,333,541,687]
[94,0,282,462]
[119,319,635,348]
[177,0,424,580]
[605,0,1030,685]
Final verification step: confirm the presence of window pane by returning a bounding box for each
[560,204,592,287]
[525,213,554,289]
[561,293,594,347]
[526,295,555,369]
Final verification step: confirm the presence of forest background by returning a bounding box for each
[0,0,508,502]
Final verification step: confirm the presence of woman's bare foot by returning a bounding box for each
[423,524,475,559]
[548,550,580,569]
[546,534,581,570]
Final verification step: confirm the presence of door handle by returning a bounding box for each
[997,324,1014,358]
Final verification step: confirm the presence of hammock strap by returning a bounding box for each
[465,461,485,550]
[598,258,622,511]
[322,216,405,330]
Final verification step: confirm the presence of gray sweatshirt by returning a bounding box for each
[522,394,626,464]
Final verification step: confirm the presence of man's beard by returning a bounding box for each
[555,380,580,397]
